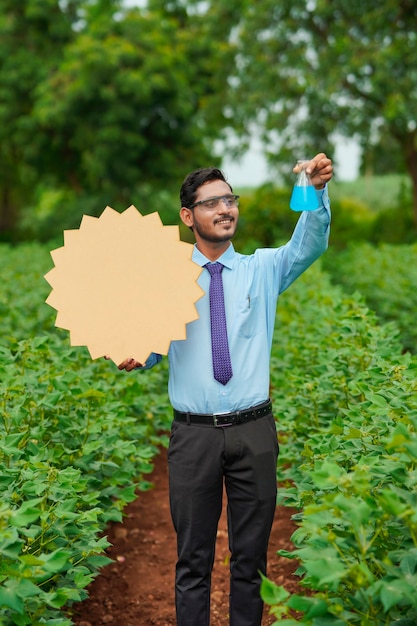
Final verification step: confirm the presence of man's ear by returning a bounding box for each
[180,207,194,228]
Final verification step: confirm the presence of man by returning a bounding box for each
[118,153,333,625]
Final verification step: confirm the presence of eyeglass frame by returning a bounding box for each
[188,194,240,210]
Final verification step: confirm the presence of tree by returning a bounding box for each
[0,0,234,237]
[0,0,77,237]
[33,5,234,203]
[360,134,407,177]
[219,0,417,224]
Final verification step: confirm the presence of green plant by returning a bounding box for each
[0,243,171,624]
[264,264,417,624]
[323,242,417,353]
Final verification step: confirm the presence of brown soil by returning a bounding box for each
[70,448,301,626]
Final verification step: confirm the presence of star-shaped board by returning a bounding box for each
[44,205,203,365]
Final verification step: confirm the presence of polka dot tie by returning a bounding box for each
[205,262,233,385]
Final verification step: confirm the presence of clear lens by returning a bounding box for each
[192,195,239,210]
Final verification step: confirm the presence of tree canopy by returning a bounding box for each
[1,0,417,237]
[0,0,76,233]
[0,0,234,236]
[222,0,417,221]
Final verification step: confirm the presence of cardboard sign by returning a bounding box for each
[44,205,203,365]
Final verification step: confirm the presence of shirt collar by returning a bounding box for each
[192,242,235,270]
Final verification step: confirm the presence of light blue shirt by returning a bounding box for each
[158,187,331,414]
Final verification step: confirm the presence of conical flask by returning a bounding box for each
[290,159,319,212]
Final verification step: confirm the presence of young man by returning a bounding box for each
[119,153,333,626]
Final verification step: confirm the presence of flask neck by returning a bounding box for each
[295,169,313,187]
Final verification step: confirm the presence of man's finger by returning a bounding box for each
[118,358,132,370]
[118,357,143,371]
[306,154,330,175]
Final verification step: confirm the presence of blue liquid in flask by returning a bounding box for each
[290,185,319,212]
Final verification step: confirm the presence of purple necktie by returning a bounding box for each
[206,263,233,385]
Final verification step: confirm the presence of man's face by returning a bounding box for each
[182,180,239,244]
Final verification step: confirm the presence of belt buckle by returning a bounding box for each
[213,413,233,427]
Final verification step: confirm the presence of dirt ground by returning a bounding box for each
[70,448,301,626]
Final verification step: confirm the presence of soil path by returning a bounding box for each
[71,448,300,626]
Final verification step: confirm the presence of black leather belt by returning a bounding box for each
[173,399,272,428]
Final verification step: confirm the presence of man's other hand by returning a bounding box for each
[104,355,143,371]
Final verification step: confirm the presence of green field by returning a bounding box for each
[1,240,417,625]
[329,175,412,211]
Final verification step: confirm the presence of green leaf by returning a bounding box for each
[0,583,24,612]
[73,569,95,589]
[85,555,113,568]
[287,594,329,618]
[44,586,81,608]
[380,579,406,611]
[10,499,43,527]
[365,391,389,408]
[0,579,37,611]
[311,461,346,489]
[400,552,417,576]
[19,554,45,566]
[303,551,347,590]
[0,527,23,558]
[42,549,72,574]
[260,576,290,605]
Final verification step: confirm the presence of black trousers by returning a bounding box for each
[168,411,279,626]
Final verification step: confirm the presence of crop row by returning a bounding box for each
[265,264,417,624]
[1,242,416,625]
[0,244,171,625]
[323,242,417,354]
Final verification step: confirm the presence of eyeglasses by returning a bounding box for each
[189,194,240,211]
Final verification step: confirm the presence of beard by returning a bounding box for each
[192,213,238,243]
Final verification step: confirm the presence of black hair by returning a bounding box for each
[180,167,232,208]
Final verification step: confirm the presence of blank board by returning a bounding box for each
[44,205,203,365]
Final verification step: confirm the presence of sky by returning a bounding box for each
[221,136,361,187]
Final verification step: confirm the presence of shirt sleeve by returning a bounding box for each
[278,185,331,293]
[136,352,163,370]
